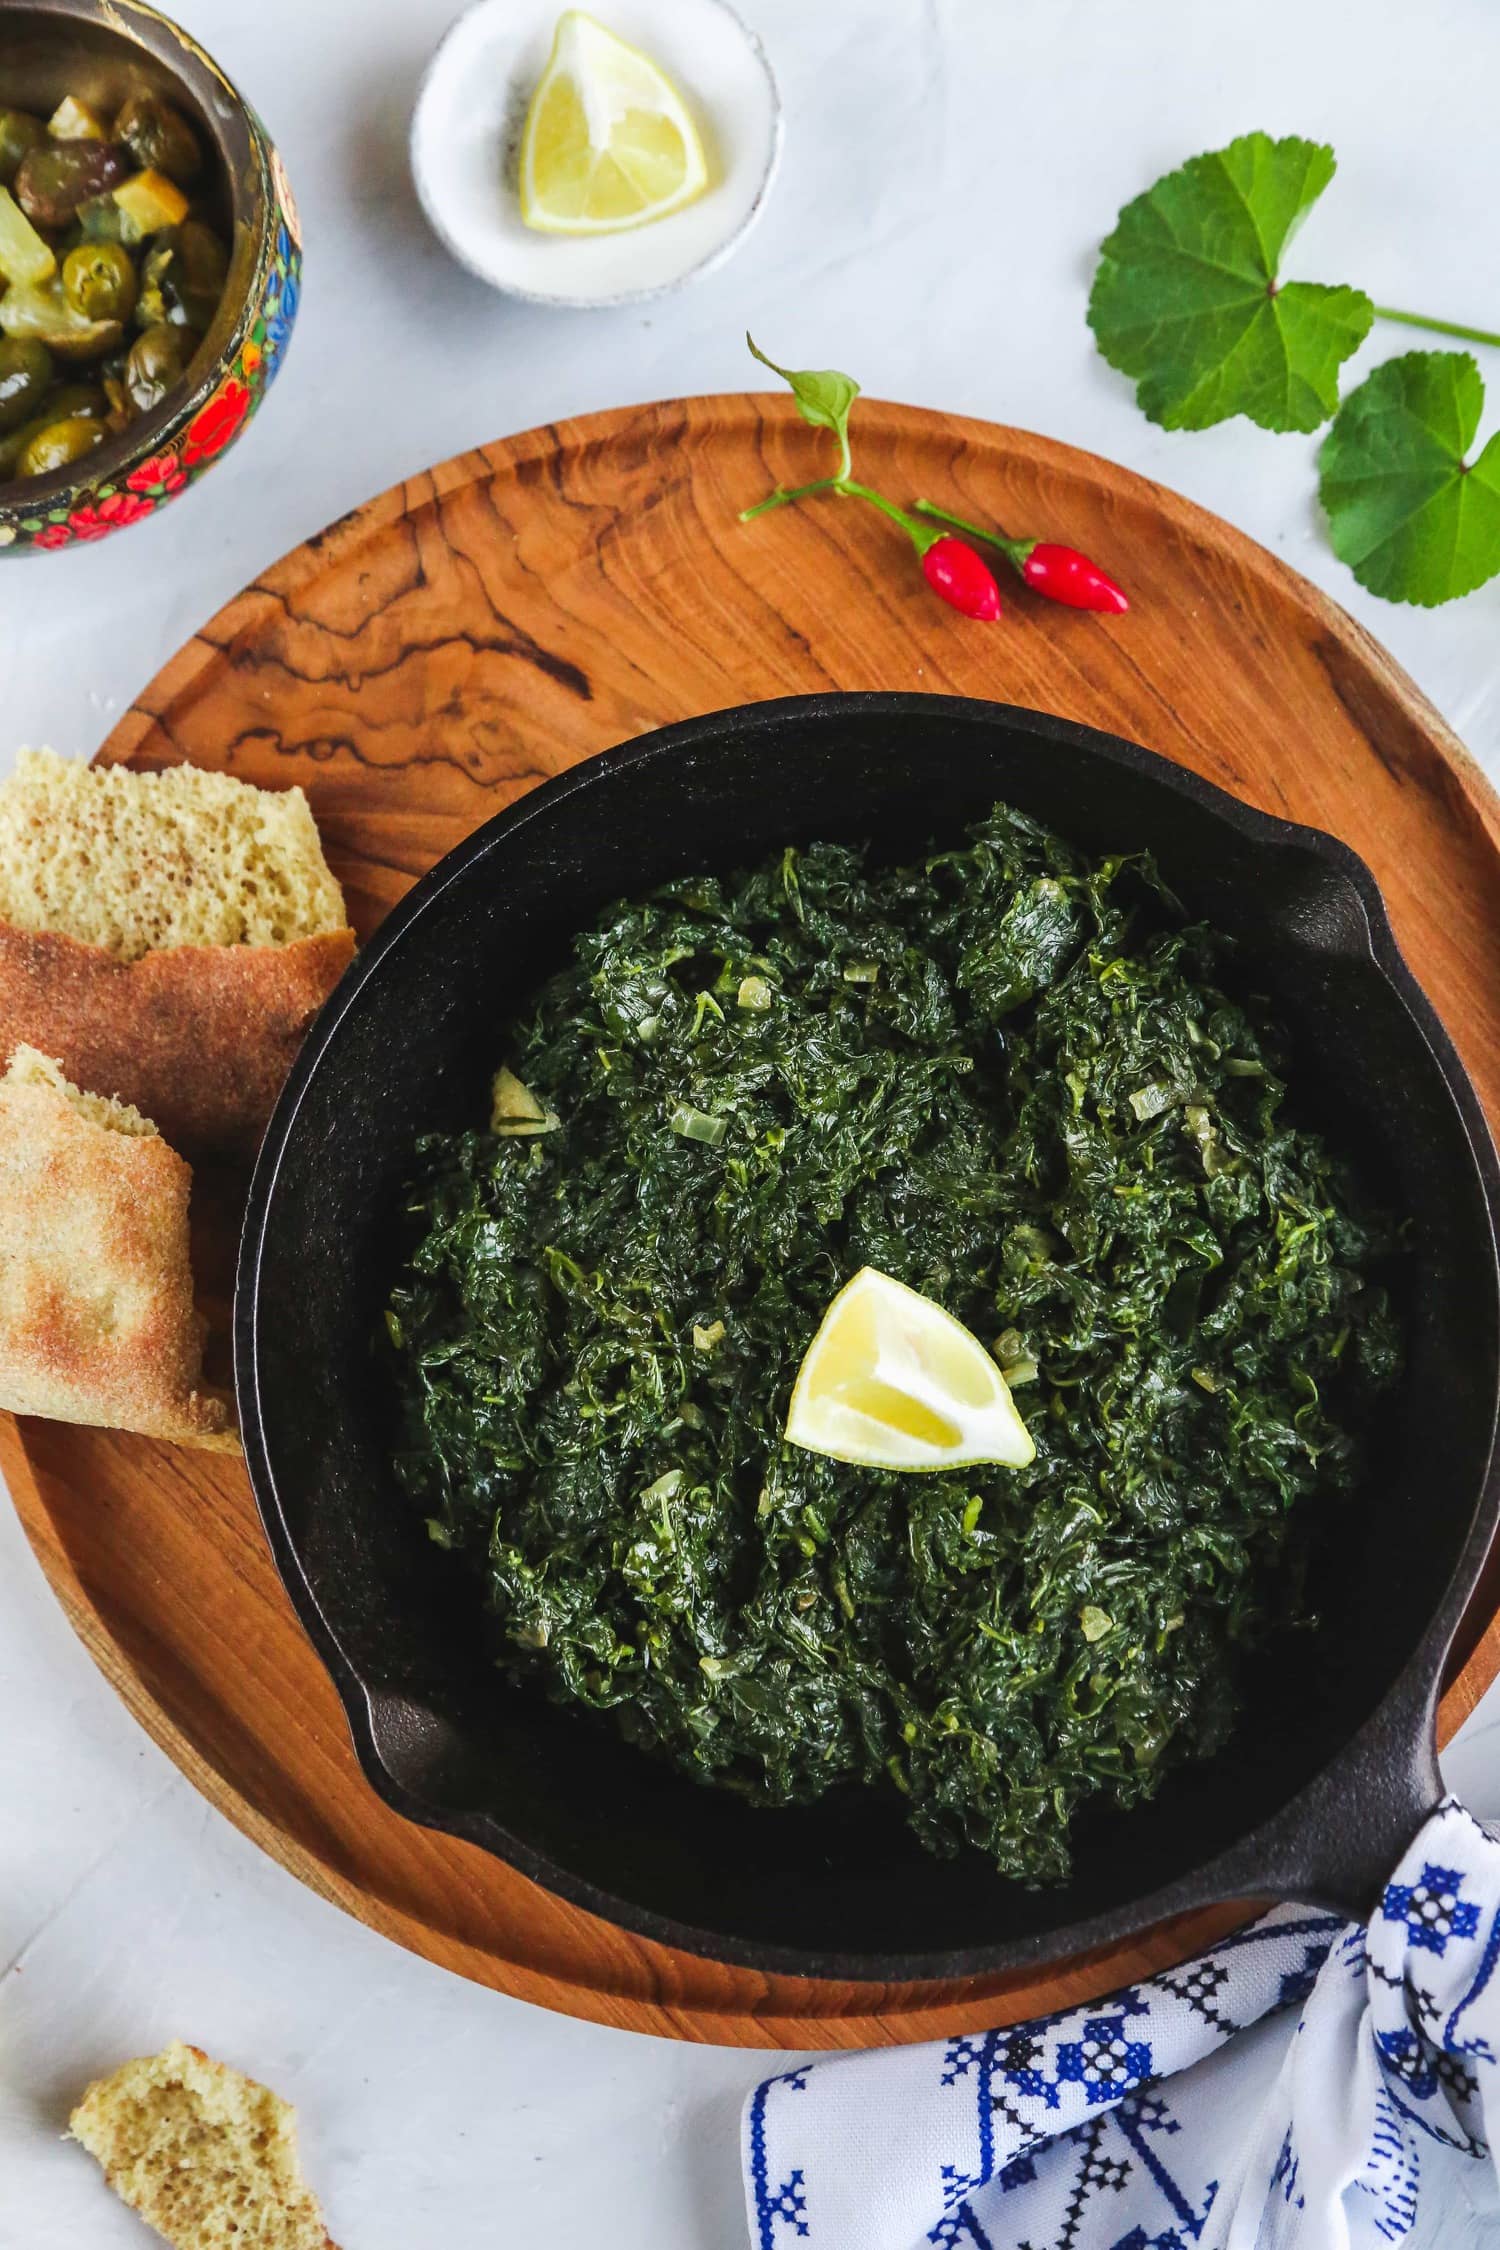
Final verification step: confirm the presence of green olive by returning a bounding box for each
[123,319,194,412]
[16,413,104,477]
[0,277,122,360]
[38,380,108,421]
[113,92,201,186]
[0,109,46,189]
[0,416,43,477]
[135,220,227,332]
[62,238,137,323]
[0,337,55,433]
[13,139,128,228]
[0,383,109,475]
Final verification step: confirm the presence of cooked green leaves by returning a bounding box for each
[1319,350,1500,605]
[388,808,1399,1885]
[1088,133,1372,433]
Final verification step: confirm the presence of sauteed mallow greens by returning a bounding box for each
[387,803,1399,1885]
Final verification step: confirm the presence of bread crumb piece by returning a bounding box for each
[70,2041,337,2250]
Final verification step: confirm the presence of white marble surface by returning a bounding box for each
[3,1,1500,2242]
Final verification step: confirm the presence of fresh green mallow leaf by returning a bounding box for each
[747,333,860,474]
[1089,132,1373,433]
[1318,350,1500,605]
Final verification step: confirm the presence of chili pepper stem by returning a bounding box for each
[835,479,944,552]
[1373,306,1500,351]
[739,476,842,522]
[911,497,1027,568]
[743,476,943,553]
[742,471,1001,618]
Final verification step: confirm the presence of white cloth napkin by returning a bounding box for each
[741,1798,1500,2250]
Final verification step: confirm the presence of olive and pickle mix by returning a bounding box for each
[0,91,228,482]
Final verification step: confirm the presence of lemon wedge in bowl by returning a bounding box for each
[785,1268,1036,1474]
[520,11,709,235]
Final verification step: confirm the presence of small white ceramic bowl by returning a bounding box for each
[411,0,782,308]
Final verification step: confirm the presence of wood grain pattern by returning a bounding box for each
[6,395,1500,2047]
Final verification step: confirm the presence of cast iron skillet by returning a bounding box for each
[236,693,1500,1982]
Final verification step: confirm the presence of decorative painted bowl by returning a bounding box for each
[0,0,300,555]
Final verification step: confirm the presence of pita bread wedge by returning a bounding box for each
[0,1047,236,1449]
[0,750,355,1155]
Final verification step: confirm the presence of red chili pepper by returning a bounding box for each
[740,342,1120,626]
[741,474,1002,621]
[913,501,1129,614]
[921,534,1003,620]
[1014,540,1129,614]
[822,483,1002,620]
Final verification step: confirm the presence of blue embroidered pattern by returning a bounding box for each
[928,2198,996,2250]
[748,2070,810,2250]
[930,1925,1346,2248]
[1271,2126,1302,2211]
[1442,1895,1500,2064]
[1055,2018,1154,2107]
[1366,2079,1420,2242]
[1380,1864,1481,1956]
[744,1803,1500,2250]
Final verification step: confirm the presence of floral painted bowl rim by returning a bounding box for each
[0,0,291,543]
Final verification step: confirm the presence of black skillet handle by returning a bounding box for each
[1249,1660,1445,1922]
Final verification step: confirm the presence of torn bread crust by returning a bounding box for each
[70,2040,339,2250]
[0,924,355,1156]
[5,1040,158,1133]
[0,1049,236,1450]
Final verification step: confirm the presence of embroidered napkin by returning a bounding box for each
[743,1798,1500,2250]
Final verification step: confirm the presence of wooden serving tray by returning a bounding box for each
[6,396,1500,2048]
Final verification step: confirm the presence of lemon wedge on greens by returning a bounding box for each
[519,11,709,236]
[784,1268,1036,1474]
